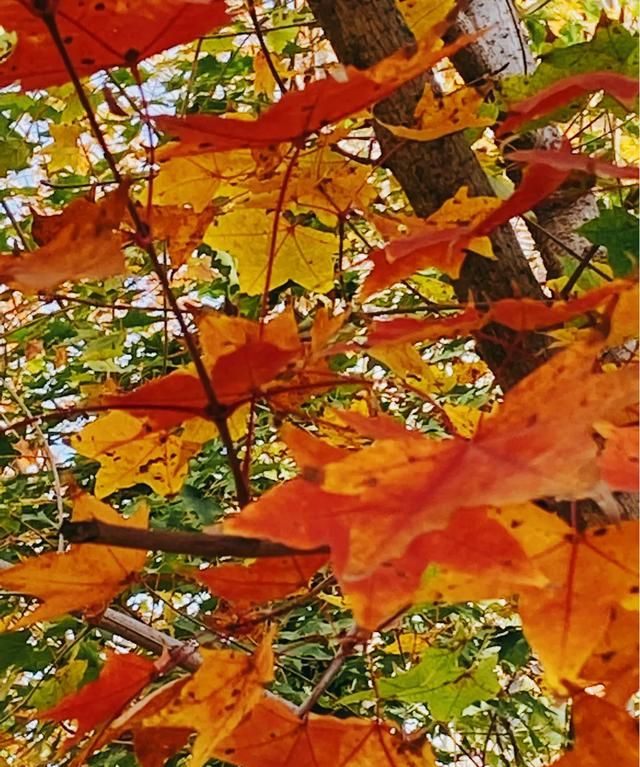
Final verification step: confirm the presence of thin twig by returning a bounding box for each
[247,0,288,94]
[295,624,360,717]
[42,11,250,506]
[0,199,30,250]
[3,379,66,551]
[561,244,601,299]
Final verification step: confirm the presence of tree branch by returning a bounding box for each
[41,11,251,508]
[61,519,329,559]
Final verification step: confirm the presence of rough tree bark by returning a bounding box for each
[309,0,634,523]
[308,0,549,390]
[446,0,602,278]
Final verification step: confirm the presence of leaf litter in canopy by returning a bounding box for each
[204,207,336,294]
[71,411,222,498]
[155,33,479,154]
[0,183,130,293]
[213,695,430,767]
[38,650,156,748]
[366,280,629,346]
[497,71,639,137]
[491,505,639,691]
[0,494,148,627]
[0,0,229,89]
[551,692,639,767]
[120,631,275,767]
[188,554,329,608]
[228,342,638,580]
[360,161,569,298]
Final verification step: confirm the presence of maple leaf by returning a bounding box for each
[0,0,229,89]
[0,184,129,293]
[579,605,639,705]
[0,494,147,627]
[204,207,336,294]
[551,692,639,767]
[594,422,639,492]
[151,151,271,211]
[492,505,639,691]
[366,281,629,346]
[341,504,546,629]
[38,650,156,748]
[136,204,216,267]
[71,412,220,498]
[189,554,329,608]
[155,34,478,154]
[213,695,430,767]
[508,148,639,179]
[227,342,638,580]
[360,162,569,297]
[101,307,343,432]
[122,632,275,767]
[497,71,639,136]
[377,85,495,142]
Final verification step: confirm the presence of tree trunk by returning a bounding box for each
[446,0,601,279]
[308,0,549,389]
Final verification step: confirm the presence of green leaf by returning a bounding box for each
[31,658,88,711]
[0,631,53,672]
[500,25,639,121]
[377,647,501,720]
[579,208,639,277]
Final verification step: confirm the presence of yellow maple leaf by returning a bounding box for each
[397,0,457,40]
[141,630,274,767]
[47,123,89,174]
[204,207,336,294]
[71,411,218,498]
[378,86,494,143]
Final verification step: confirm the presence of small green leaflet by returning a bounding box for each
[579,208,639,277]
[339,646,501,720]
[377,647,501,720]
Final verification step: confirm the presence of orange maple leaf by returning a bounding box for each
[0,0,229,89]
[0,494,148,627]
[39,650,156,748]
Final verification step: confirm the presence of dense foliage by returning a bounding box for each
[0,2,637,767]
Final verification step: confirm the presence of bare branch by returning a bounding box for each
[61,519,329,559]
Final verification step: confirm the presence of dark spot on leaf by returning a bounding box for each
[630,585,639,594]
[124,48,140,64]
[63,35,73,44]
[510,519,523,528]
[301,466,323,484]
[563,533,576,543]
[80,57,95,66]
[94,1,105,8]
[592,527,608,537]
[601,651,615,662]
